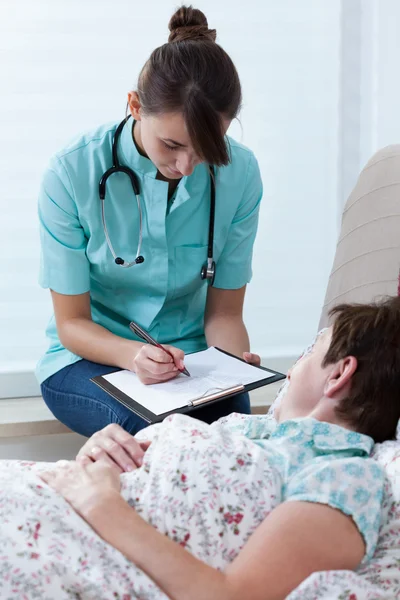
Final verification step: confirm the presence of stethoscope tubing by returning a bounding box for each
[99,115,215,282]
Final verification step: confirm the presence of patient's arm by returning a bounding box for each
[87,493,364,600]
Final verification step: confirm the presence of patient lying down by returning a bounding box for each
[1,298,400,599]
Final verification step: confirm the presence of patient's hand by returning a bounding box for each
[40,459,121,520]
[76,423,151,474]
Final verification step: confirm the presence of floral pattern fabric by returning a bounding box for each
[0,410,388,599]
[0,414,281,598]
[218,414,383,562]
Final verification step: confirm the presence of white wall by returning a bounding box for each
[241,2,341,359]
[1,0,344,397]
[338,0,400,198]
[373,1,400,150]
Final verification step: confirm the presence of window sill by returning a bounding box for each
[0,381,281,439]
[0,397,71,438]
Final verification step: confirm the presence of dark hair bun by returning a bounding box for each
[168,6,217,43]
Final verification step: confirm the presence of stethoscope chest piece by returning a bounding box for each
[200,258,216,285]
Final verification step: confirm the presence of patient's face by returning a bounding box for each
[276,328,332,423]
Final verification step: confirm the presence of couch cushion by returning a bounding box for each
[320,144,400,329]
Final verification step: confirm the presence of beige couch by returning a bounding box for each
[320,145,400,327]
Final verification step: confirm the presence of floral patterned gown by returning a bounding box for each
[0,413,280,599]
[0,412,385,599]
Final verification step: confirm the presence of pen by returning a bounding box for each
[129,320,191,377]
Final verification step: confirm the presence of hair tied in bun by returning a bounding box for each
[168,6,216,43]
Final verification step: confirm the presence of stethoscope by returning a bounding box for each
[99,115,216,285]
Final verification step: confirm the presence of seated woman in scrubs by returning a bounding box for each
[36,6,263,437]
[1,298,399,599]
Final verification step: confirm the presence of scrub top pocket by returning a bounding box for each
[173,245,208,298]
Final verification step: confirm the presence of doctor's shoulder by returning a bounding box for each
[43,122,118,190]
[38,122,118,217]
[218,136,263,205]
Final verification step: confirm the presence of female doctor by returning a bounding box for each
[37,6,263,438]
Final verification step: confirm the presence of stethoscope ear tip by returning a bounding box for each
[136,256,145,264]
[115,257,124,265]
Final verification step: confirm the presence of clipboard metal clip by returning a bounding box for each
[189,384,245,407]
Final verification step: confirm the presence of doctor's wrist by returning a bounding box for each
[116,339,145,372]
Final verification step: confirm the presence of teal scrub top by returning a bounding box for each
[36,120,263,384]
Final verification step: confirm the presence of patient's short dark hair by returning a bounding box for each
[323,296,400,442]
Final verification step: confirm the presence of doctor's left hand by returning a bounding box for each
[40,459,121,520]
[243,352,261,367]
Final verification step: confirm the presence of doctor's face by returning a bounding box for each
[133,110,231,180]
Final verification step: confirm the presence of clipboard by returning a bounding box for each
[91,347,286,424]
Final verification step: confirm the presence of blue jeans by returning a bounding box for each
[41,359,251,438]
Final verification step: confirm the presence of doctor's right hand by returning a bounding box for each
[132,343,185,385]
